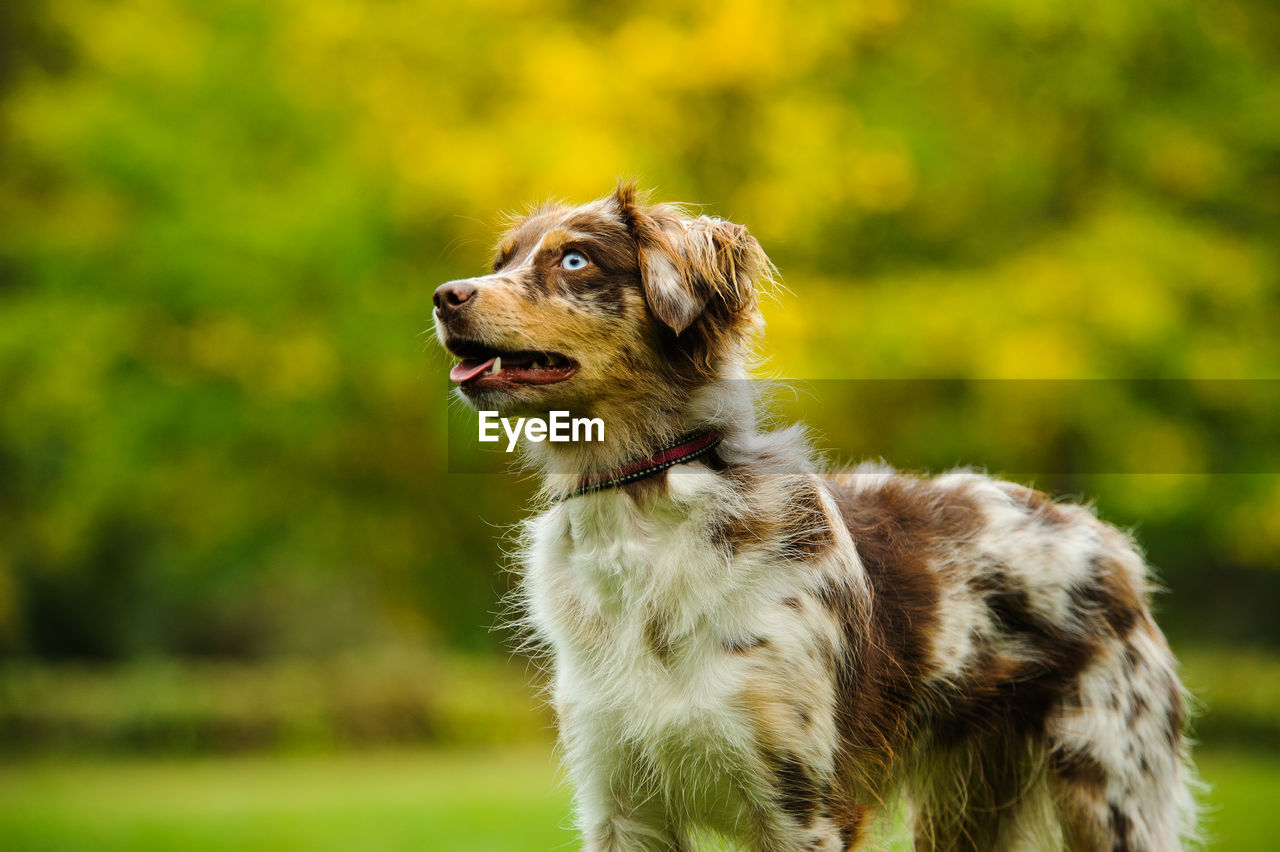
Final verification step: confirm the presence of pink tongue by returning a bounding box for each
[450,357,497,383]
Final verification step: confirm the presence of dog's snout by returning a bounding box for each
[433,280,477,315]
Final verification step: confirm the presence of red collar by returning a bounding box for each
[564,430,723,500]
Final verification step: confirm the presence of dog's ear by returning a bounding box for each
[611,183,767,335]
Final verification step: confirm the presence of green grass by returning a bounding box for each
[1197,750,1280,851]
[0,747,576,852]
[0,746,1276,850]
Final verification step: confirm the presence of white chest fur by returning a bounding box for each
[525,467,752,717]
[520,465,845,839]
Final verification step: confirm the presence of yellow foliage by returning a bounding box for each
[1,0,1277,660]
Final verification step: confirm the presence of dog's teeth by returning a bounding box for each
[490,357,501,375]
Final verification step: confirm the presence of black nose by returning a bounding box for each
[433,280,477,315]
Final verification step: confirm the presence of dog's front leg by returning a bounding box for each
[736,787,863,852]
[583,813,687,852]
[571,759,686,852]
[561,717,685,851]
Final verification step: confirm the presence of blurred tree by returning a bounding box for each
[1,0,1277,660]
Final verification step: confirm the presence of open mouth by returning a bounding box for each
[446,340,578,390]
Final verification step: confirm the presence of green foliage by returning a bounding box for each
[1,644,1275,758]
[0,651,550,755]
[1,0,1278,659]
[1181,647,1280,750]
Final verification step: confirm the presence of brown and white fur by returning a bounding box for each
[433,184,1200,851]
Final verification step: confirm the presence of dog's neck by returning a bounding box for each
[525,370,757,499]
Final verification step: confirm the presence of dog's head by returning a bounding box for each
[434,184,771,425]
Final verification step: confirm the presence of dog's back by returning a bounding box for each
[523,450,1199,850]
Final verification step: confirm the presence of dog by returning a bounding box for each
[433,184,1200,850]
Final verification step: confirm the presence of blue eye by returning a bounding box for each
[560,250,589,271]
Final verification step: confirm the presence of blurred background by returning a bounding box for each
[2,0,1278,848]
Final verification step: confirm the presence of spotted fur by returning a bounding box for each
[434,185,1201,850]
